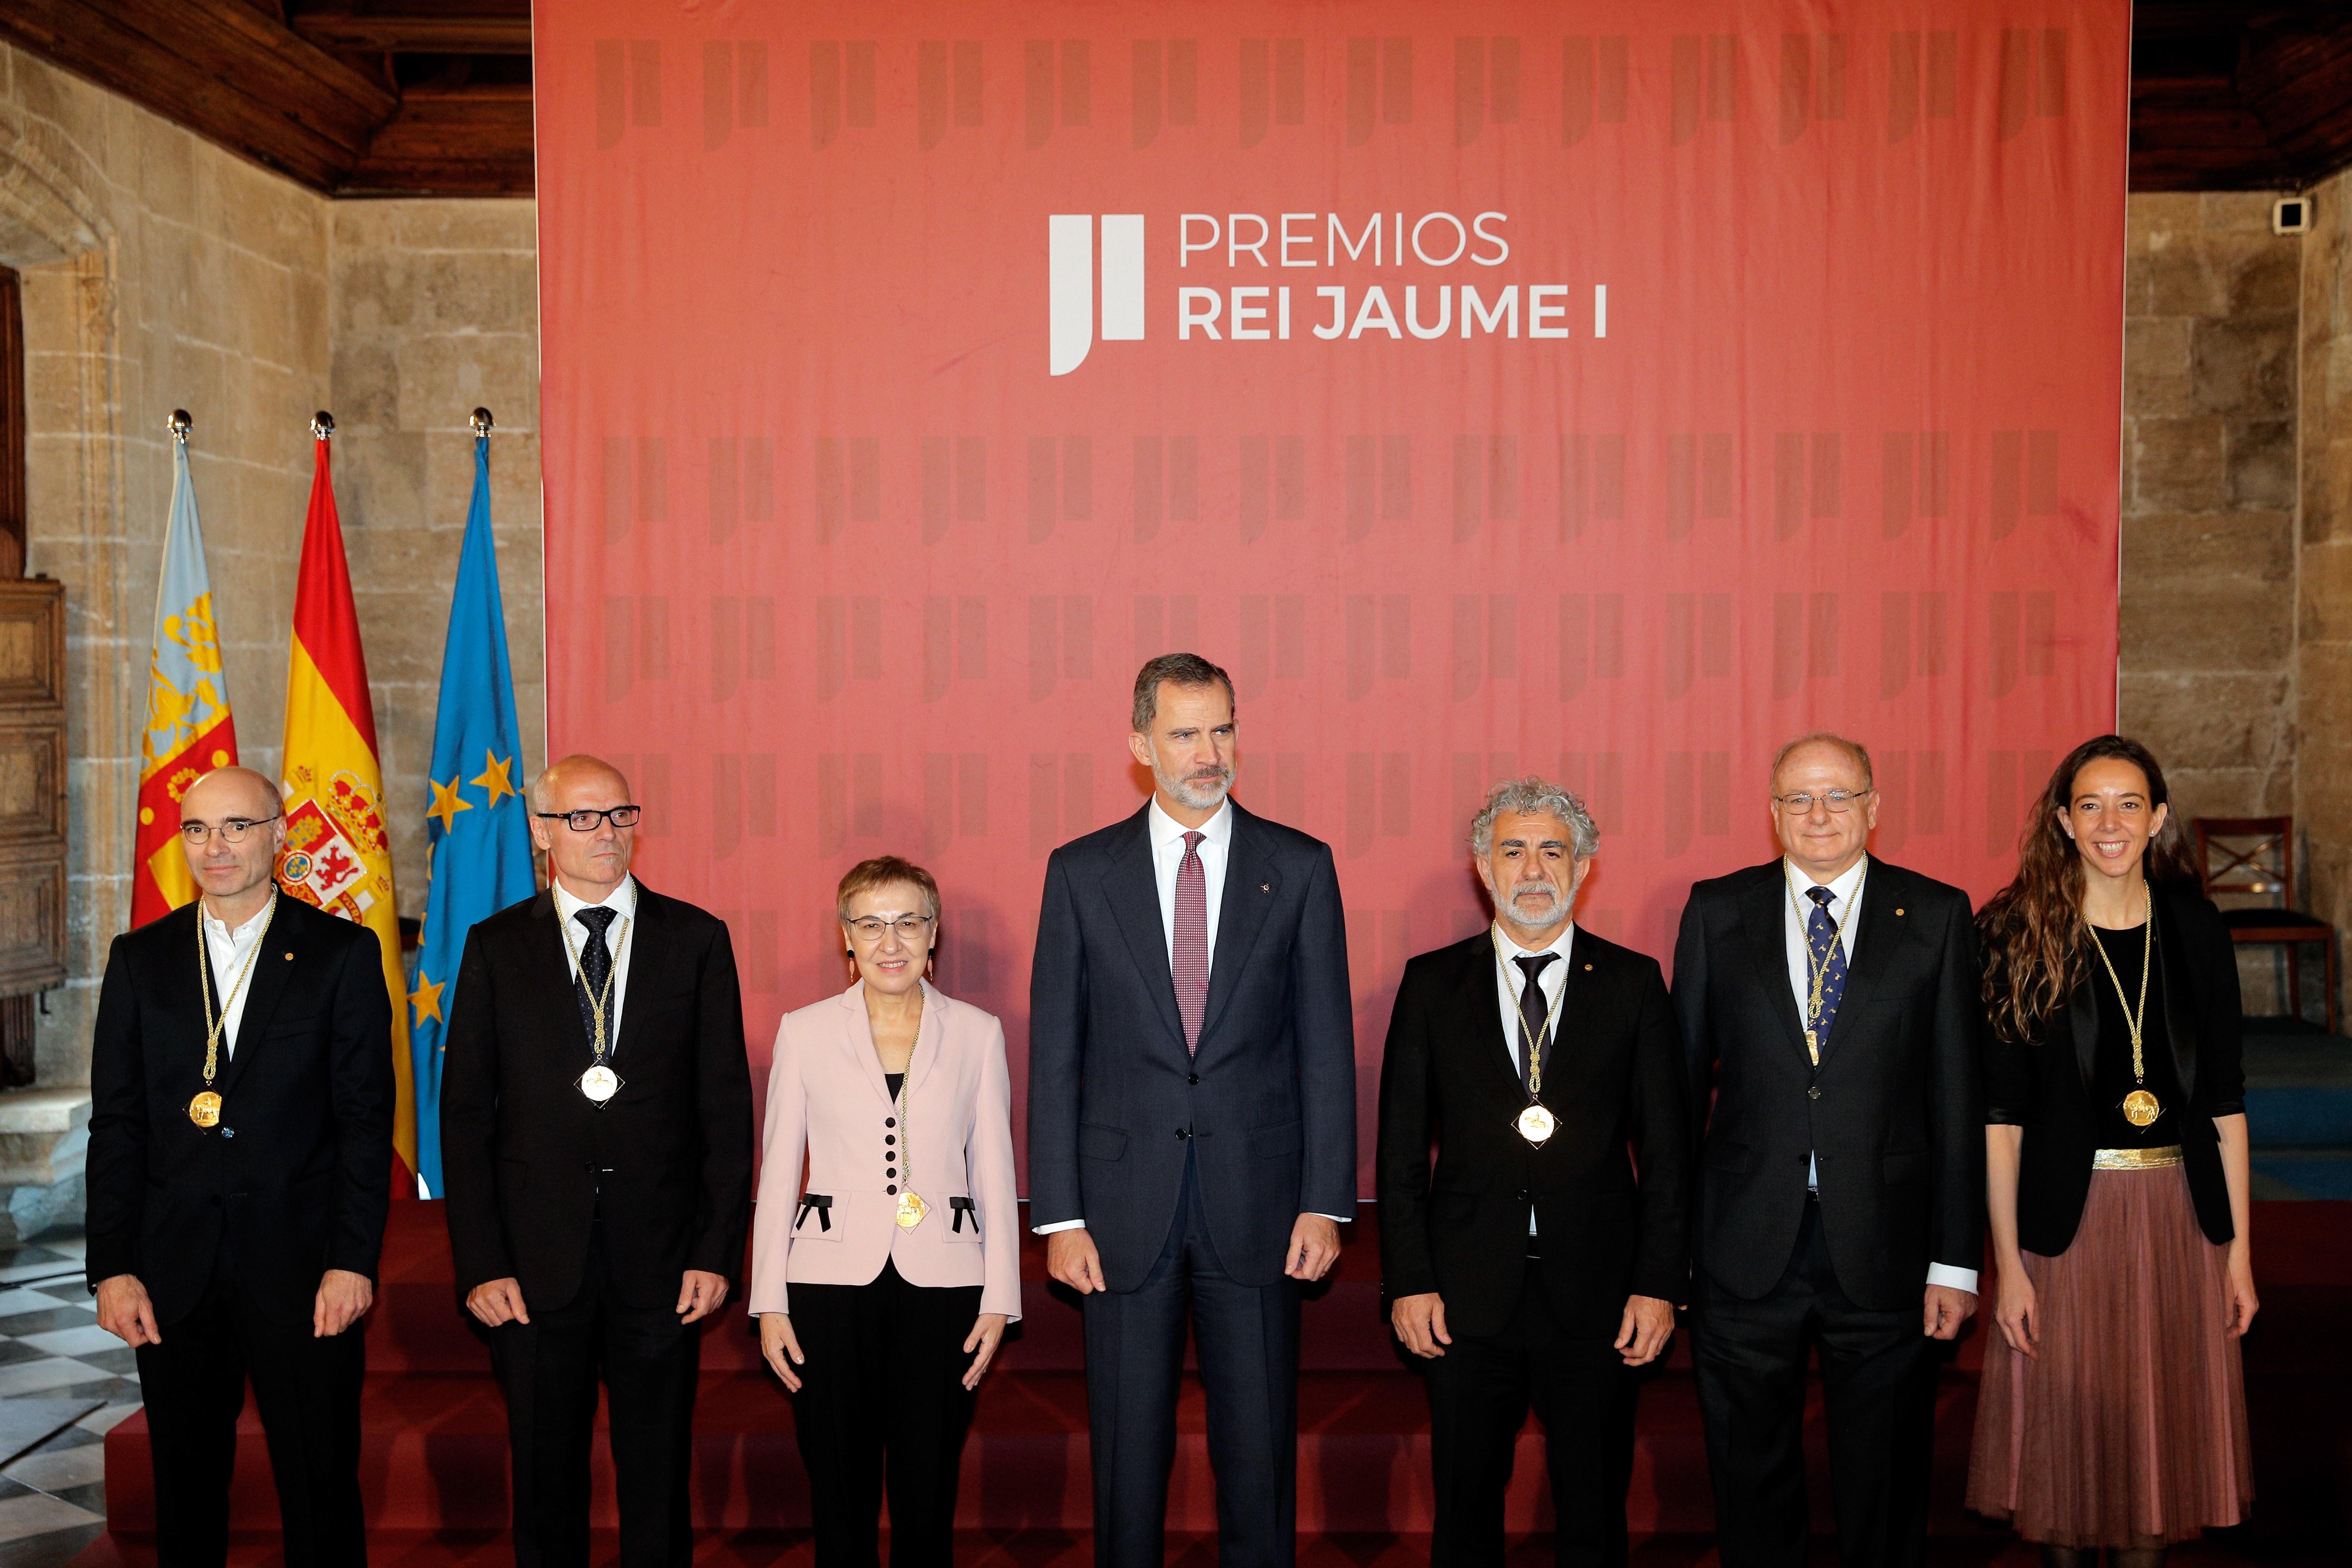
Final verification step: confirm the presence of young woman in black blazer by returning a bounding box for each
[1966,736,2256,1568]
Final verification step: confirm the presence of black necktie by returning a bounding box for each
[1513,953,1557,1094]
[573,906,619,1052]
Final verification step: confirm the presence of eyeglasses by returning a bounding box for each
[533,805,642,833]
[1773,790,1873,815]
[179,814,281,844]
[844,914,936,942]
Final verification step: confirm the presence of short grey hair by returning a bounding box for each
[1769,732,1874,793]
[1130,652,1235,733]
[1470,777,1599,860]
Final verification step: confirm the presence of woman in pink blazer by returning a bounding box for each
[749,855,1020,1566]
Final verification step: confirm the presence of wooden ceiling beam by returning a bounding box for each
[288,14,530,54]
[2236,24,2352,184]
[0,0,395,190]
[338,83,532,196]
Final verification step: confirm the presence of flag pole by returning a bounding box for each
[168,408,190,444]
[470,406,494,438]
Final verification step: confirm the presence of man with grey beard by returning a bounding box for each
[1028,652,1356,1568]
[1376,779,1690,1568]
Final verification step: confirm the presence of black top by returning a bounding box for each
[2086,924,2187,1147]
[86,897,397,1326]
[1375,926,1690,1338]
[1984,889,2246,1256]
[1672,858,1984,1314]
[885,1071,904,1101]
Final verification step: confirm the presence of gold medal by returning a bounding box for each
[895,1191,929,1228]
[188,1090,223,1129]
[191,891,278,1135]
[2089,893,2163,1134]
[579,1064,621,1104]
[2122,1088,2162,1127]
[1516,1103,1557,1146]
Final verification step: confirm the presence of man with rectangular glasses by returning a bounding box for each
[87,765,395,1566]
[440,753,753,1568]
[1672,733,1983,1568]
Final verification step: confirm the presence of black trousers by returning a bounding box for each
[490,1222,702,1568]
[787,1258,984,1568]
[1423,1257,1636,1568]
[134,1260,367,1568]
[1083,1145,1300,1568]
[1692,1198,1939,1568]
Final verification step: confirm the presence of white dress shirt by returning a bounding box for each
[1148,796,1231,969]
[1780,855,1977,1295]
[1493,920,1574,1235]
[200,899,276,1058]
[1037,795,1342,1234]
[553,874,640,1050]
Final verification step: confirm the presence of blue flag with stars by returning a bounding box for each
[411,432,536,1196]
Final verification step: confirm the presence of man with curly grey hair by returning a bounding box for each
[1376,777,1690,1568]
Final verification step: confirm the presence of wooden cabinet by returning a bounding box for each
[0,579,65,1085]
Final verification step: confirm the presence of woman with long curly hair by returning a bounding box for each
[1966,735,2257,1568]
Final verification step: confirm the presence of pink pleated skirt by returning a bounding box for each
[1966,1161,2254,1547]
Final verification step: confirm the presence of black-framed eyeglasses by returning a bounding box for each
[534,805,643,832]
[179,814,282,844]
[844,914,935,942]
[1773,789,1873,815]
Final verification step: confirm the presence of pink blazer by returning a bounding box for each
[748,980,1021,1320]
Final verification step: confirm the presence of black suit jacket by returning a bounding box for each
[1984,888,2246,1256]
[1026,800,1356,1292]
[1376,926,1690,1340]
[439,883,755,1312]
[1674,858,1984,1312]
[86,896,395,1325]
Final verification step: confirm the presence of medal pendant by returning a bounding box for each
[2122,1088,2162,1128]
[895,1191,929,1228]
[579,1064,622,1105]
[188,1090,223,1129]
[1515,1103,1557,1147]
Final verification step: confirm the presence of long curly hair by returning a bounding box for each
[1977,735,2201,1045]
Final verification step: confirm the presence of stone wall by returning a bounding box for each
[2118,192,2301,824]
[1,44,331,1083]
[1,48,545,1087]
[328,201,544,914]
[2299,167,2352,996]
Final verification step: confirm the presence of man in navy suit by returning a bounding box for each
[1027,652,1357,1568]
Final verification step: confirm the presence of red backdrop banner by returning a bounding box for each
[534,2,2129,1192]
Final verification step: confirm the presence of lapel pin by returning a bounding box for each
[1584,963,1594,971]
[1894,909,1905,917]
[1261,883,1270,892]
[283,952,294,960]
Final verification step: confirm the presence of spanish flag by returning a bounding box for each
[278,425,415,1183]
[132,432,239,927]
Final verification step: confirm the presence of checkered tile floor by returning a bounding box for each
[0,1234,137,1567]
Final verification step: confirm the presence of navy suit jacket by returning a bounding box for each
[1026,800,1357,1292]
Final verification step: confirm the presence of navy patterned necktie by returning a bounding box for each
[573,905,619,1052]
[1803,885,1848,1063]
[1513,953,1557,1093]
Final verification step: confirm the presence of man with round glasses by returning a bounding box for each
[440,753,754,1567]
[1672,733,1983,1568]
[86,765,396,1565]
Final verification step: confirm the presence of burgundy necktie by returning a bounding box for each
[1173,830,1208,1054]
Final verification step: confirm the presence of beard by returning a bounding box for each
[1157,759,1234,812]
[1498,880,1565,930]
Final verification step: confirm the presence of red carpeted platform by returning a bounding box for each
[81,1200,2352,1560]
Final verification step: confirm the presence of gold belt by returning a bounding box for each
[2093,1145,2182,1170]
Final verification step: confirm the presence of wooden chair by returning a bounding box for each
[2192,816,2339,1034]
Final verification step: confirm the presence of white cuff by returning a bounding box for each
[1308,1213,1349,1223]
[1926,1263,1980,1295]
[1032,1219,1086,1234]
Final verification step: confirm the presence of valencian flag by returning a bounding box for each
[277,419,416,1183]
[132,427,239,926]
[409,420,534,1197]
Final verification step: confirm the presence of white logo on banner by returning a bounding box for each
[1049,214,1145,376]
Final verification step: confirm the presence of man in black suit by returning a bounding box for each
[1028,652,1355,1568]
[88,765,395,1567]
[1674,734,1983,1568]
[1378,778,1688,1568]
[440,753,754,1568]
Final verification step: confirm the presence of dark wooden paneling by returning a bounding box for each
[291,13,529,54]
[0,581,67,1005]
[341,83,533,196]
[0,270,21,582]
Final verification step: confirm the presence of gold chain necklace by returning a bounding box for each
[884,995,928,1227]
[1491,925,1570,1146]
[560,887,634,1106]
[190,891,279,1129]
[2087,886,2162,1128]
[1785,861,1865,1067]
